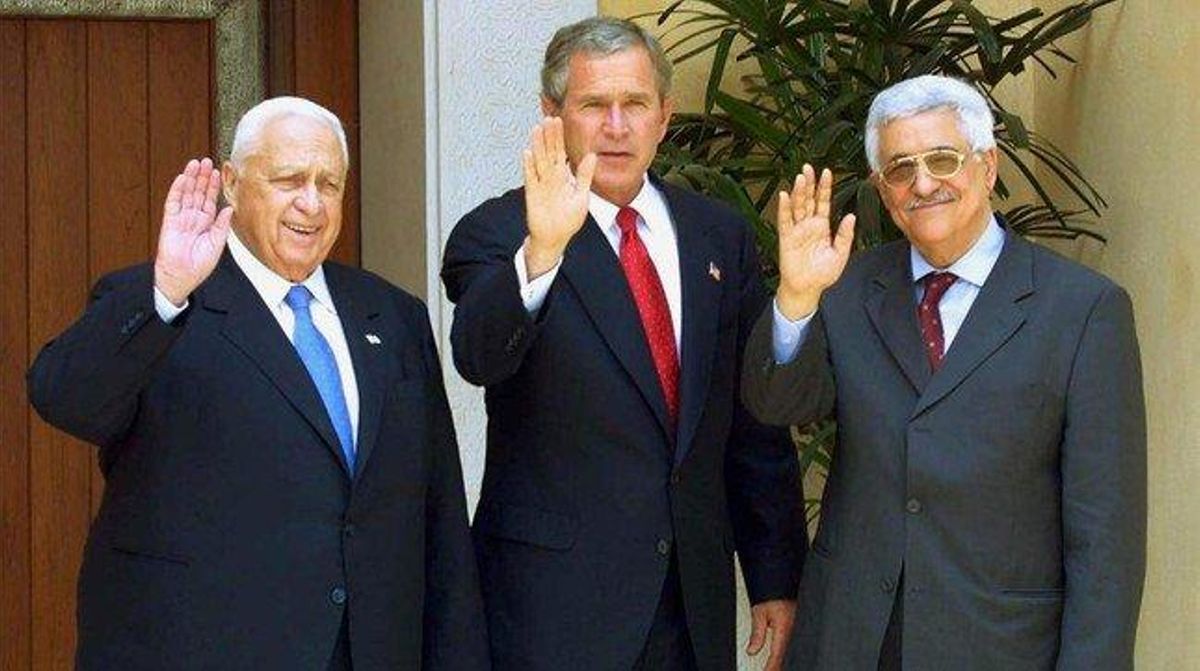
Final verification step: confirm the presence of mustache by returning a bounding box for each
[905,190,956,211]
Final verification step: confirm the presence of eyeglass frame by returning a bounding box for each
[874,147,982,189]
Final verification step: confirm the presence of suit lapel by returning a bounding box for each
[664,184,722,465]
[912,231,1032,417]
[324,265,388,479]
[201,254,351,476]
[864,245,931,393]
[561,215,673,441]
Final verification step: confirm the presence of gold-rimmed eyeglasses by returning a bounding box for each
[877,148,976,188]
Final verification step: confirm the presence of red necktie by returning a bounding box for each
[616,206,679,425]
[917,272,958,371]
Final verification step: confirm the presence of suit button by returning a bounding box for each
[880,577,896,593]
[670,473,681,485]
[343,523,356,538]
[656,539,672,556]
[906,498,922,514]
[329,587,347,605]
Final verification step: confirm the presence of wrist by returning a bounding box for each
[776,287,820,321]
[153,264,190,307]
[524,236,565,280]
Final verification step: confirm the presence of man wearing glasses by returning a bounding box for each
[741,75,1146,670]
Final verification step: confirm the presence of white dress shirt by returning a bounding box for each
[514,176,683,350]
[154,231,360,443]
[772,215,1006,364]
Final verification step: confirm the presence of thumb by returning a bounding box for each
[746,610,767,655]
[574,152,598,194]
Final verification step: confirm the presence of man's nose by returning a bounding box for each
[603,102,628,135]
[294,183,321,213]
[911,166,941,196]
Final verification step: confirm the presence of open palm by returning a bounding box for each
[776,164,856,319]
[522,117,596,277]
[154,158,233,305]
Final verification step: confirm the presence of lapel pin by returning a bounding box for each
[365,333,382,345]
[708,261,722,282]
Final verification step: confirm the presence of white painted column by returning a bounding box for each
[422,0,596,510]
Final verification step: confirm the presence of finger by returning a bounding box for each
[211,205,234,240]
[801,164,817,220]
[547,116,565,165]
[776,190,792,236]
[815,168,833,221]
[789,171,808,231]
[521,149,537,188]
[530,121,549,180]
[575,152,597,194]
[179,159,200,212]
[835,213,857,258]
[201,160,222,216]
[163,172,188,216]
[746,612,767,655]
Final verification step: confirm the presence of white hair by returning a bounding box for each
[229,96,349,168]
[864,75,996,171]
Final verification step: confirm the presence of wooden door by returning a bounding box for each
[1,6,359,669]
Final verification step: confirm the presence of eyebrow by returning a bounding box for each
[885,145,960,163]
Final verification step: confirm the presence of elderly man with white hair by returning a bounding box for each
[741,75,1146,670]
[28,96,488,671]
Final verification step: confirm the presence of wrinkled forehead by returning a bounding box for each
[245,115,347,175]
[878,108,970,163]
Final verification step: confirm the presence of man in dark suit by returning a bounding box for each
[741,75,1146,670]
[441,17,803,671]
[28,97,488,670]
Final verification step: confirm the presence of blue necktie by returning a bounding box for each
[285,285,355,470]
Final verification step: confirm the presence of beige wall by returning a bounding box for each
[1034,1,1200,667]
[603,1,1199,667]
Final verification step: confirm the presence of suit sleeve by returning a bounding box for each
[412,298,491,670]
[740,296,836,428]
[27,264,187,447]
[1057,284,1146,670]
[725,221,807,603]
[441,197,545,387]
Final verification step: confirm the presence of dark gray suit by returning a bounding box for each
[741,230,1146,670]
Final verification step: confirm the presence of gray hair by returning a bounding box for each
[541,16,673,106]
[864,75,996,171]
[230,96,349,169]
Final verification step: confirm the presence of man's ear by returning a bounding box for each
[220,161,238,208]
[540,95,560,118]
[657,96,676,141]
[981,147,999,190]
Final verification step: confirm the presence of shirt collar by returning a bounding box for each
[588,175,672,236]
[910,214,1005,288]
[227,230,336,314]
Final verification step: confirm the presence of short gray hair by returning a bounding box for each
[864,75,996,171]
[230,96,349,169]
[541,16,673,106]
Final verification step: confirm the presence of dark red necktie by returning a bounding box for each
[917,272,958,371]
[616,206,679,425]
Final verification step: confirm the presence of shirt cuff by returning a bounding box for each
[514,243,562,313]
[772,299,814,364]
[153,286,189,323]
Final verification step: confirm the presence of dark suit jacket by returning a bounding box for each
[27,254,489,671]
[741,231,1146,670]
[441,179,804,671]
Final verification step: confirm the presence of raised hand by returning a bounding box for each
[521,117,597,279]
[154,158,234,306]
[775,164,856,320]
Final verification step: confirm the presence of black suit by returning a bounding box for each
[741,232,1146,670]
[441,180,804,671]
[28,255,489,670]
